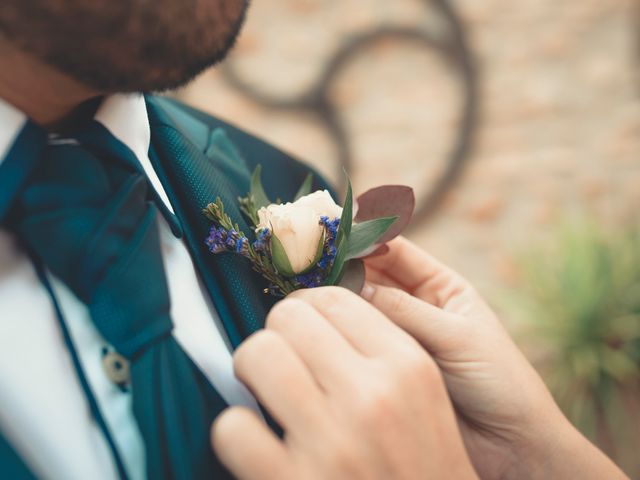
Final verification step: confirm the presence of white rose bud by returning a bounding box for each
[257,190,342,276]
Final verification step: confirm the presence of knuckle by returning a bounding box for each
[318,286,352,304]
[211,407,242,445]
[355,377,398,425]
[383,287,413,315]
[373,350,440,397]
[397,342,434,370]
[233,330,281,374]
[392,351,444,402]
[323,433,361,477]
[265,298,306,330]
[327,451,351,476]
[399,350,439,382]
[211,407,259,456]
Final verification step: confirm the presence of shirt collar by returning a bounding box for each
[94,94,174,214]
[0,94,173,213]
[0,94,150,164]
[94,94,151,167]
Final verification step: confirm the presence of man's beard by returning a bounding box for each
[0,0,249,92]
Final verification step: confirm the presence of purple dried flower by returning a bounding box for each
[235,237,250,256]
[205,226,249,257]
[295,271,324,289]
[226,229,241,248]
[317,216,340,271]
[205,226,228,254]
[253,227,272,253]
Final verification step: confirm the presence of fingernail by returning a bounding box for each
[361,282,375,301]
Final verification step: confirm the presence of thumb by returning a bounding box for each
[361,282,466,356]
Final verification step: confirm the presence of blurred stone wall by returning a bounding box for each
[176,0,640,305]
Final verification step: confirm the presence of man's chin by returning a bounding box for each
[47,0,249,94]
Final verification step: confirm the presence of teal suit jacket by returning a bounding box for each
[1,95,335,479]
[146,94,335,347]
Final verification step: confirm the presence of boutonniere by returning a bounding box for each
[203,165,415,297]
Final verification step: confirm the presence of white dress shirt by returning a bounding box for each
[0,95,260,480]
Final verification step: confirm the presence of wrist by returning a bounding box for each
[503,407,627,480]
[501,403,575,480]
[517,416,581,480]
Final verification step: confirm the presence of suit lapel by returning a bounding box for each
[145,97,275,349]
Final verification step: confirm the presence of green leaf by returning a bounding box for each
[250,165,272,210]
[325,240,348,286]
[339,179,353,240]
[325,177,353,285]
[270,234,296,277]
[294,173,314,201]
[346,216,398,260]
[202,203,217,222]
[238,195,259,226]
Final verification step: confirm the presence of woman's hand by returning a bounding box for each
[363,236,628,480]
[211,287,478,480]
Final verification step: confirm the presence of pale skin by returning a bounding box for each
[0,39,476,479]
[0,34,627,480]
[212,237,629,480]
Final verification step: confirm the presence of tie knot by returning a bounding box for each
[15,141,150,298]
[13,130,174,355]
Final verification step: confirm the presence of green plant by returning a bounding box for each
[512,221,640,475]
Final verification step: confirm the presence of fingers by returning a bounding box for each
[212,407,291,480]
[364,265,404,289]
[266,298,365,392]
[364,237,445,288]
[361,283,467,356]
[288,286,411,357]
[233,330,325,431]
[364,237,470,308]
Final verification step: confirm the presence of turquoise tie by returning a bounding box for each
[9,121,231,479]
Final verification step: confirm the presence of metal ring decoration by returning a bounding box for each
[220,0,479,227]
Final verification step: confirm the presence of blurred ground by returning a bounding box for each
[176,0,640,310]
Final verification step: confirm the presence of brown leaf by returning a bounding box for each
[355,185,415,243]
